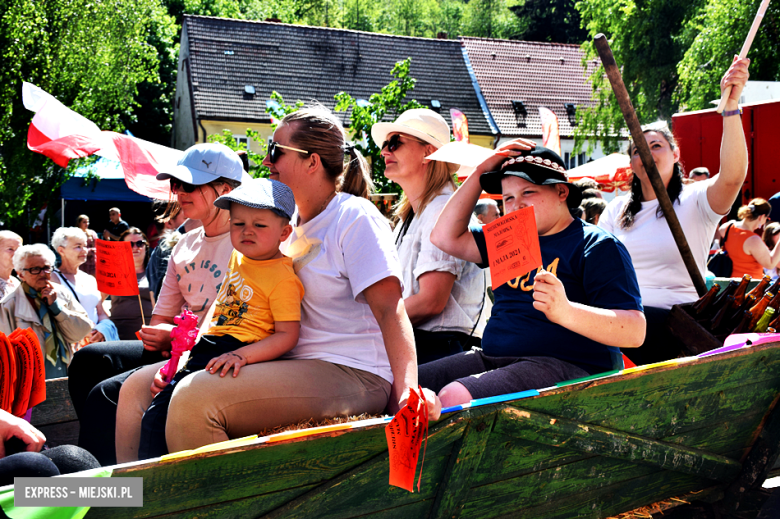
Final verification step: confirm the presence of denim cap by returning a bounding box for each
[213,178,296,220]
[479,146,582,208]
[157,142,252,185]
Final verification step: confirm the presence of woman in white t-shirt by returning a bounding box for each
[371,109,487,364]
[122,106,439,457]
[599,56,750,365]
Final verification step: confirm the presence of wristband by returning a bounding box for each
[721,107,742,117]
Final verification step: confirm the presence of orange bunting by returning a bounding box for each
[483,207,543,288]
[386,386,429,492]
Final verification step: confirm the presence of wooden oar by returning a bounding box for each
[716,0,771,113]
[594,34,707,297]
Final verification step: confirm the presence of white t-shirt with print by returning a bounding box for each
[153,228,233,324]
[281,193,402,383]
[395,186,487,335]
[599,181,724,309]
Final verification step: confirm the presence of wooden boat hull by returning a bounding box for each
[65,340,780,518]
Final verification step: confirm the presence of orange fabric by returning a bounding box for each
[11,329,46,409]
[725,226,764,279]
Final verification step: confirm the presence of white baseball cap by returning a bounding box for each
[157,143,252,185]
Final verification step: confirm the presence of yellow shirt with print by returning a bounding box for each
[208,252,304,344]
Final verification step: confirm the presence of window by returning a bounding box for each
[234,135,248,148]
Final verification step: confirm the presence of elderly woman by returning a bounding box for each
[68,142,248,465]
[718,198,780,279]
[598,56,750,365]
[51,227,117,345]
[372,109,487,363]
[115,106,439,462]
[108,228,154,340]
[0,244,91,378]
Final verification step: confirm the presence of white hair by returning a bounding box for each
[51,227,86,250]
[474,198,499,217]
[13,244,56,273]
[0,230,22,243]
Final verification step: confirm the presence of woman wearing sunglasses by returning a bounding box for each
[113,106,439,461]
[68,142,250,466]
[372,109,487,364]
[104,228,154,340]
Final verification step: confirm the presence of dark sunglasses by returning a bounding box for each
[267,140,308,164]
[170,178,199,194]
[23,266,53,275]
[128,240,147,249]
[381,134,403,153]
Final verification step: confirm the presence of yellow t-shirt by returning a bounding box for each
[208,253,304,344]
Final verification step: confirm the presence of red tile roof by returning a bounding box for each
[460,37,600,138]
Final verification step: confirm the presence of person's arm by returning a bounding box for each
[532,270,646,348]
[138,314,175,353]
[744,235,780,270]
[706,57,751,215]
[205,321,300,377]
[363,276,441,420]
[431,139,536,263]
[0,409,46,458]
[403,271,456,326]
[45,285,93,345]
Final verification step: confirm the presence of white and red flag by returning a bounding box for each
[22,82,182,199]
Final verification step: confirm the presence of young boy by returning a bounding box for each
[138,178,304,459]
[426,144,645,409]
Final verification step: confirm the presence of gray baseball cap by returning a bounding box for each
[157,142,252,185]
[213,178,296,220]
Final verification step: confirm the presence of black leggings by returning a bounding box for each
[0,445,100,486]
[68,341,165,466]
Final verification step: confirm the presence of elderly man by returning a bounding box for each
[473,199,500,225]
[0,244,91,379]
[0,231,22,298]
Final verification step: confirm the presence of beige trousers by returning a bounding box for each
[116,359,391,461]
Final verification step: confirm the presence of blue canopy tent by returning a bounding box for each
[61,158,152,203]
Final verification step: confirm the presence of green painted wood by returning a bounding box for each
[429,411,496,519]
[494,406,741,481]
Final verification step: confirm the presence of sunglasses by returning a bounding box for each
[170,178,199,194]
[381,134,426,153]
[23,266,53,275]
[128,240,147,249]
[267,140,308,164]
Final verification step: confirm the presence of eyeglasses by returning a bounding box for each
[23,266,53,275]
[128,240,147,249]
[381,134,403,153]
[267,140,308,164]
[170,178,199,194]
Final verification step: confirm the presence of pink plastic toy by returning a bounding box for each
[160,309,199,382]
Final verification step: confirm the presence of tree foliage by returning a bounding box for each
[509,0,587,43]
[0,0,175,230]
[335,58,423,193]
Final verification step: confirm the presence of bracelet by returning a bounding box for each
[721,107,742,117]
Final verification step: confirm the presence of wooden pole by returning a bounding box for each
[594,34,707,297]
[715,0,771,113]
[138,293,146,326]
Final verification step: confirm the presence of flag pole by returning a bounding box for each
[138,294,146,326]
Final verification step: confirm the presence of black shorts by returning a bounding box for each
[419,348,590,400]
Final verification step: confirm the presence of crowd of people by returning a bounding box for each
[0,55,756,480]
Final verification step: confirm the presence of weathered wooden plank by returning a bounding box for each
[668,303,723,356]
[31,376,76,426]
[429,412,496,519]
[36,420,79,448]
[494,406,741,481]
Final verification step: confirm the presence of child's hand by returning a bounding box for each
[532,270,572,325]
[206,352,247,378]
[150,368,170,397]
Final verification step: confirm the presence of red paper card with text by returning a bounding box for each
[483,206,542,288]
[386,387,429,492]
[95,239,139,296]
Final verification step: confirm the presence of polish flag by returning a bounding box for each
[23,82,181,199]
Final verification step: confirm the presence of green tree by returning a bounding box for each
[0,0,174,230]
[334,58,423,193]
[574,0,706,152]
[509,0,587,43]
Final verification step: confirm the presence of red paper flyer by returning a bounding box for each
[386,387,429,492]
[483,206,542,288]
[95,239,139,296]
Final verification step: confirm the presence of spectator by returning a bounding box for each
[146,204,188,299]
[581,198,608,226]
[580,188,602,200]
[109,228,154,340]
[102,207,129,241]
[0,230,22,299]
[474,199,501,225]
[762,222,780,282]
[76,215,98,277]
[574,178,602,198]
[690,167,710,182]
[50,227,118,345]
[0,244,92,378]
[719,198,780,279]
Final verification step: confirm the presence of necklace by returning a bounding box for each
[318,191,336,216]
